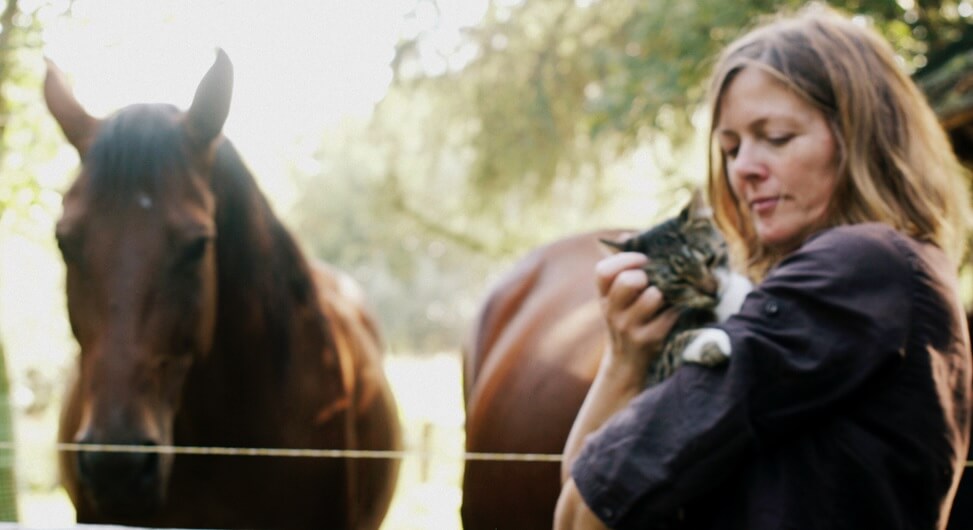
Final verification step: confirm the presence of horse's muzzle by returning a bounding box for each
[76,439,165,518]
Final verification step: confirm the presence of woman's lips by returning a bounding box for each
[750,196,780,215]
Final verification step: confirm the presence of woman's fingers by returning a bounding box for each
[595,252,648,296]
[630,306,681,344]
[595,251,679,364]
[605,284,660,329]
[604,269,650,311]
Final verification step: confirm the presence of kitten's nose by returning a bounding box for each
[699,273,719,298]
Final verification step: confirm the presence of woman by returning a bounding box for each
[555,6,973,530]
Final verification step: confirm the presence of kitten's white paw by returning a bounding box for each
[682,329,732,363]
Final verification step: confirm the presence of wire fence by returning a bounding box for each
[0,440,966,466]
[0,441,563,462]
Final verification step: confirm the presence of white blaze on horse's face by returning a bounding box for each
[46,50,232,517]
[137,191,153,209]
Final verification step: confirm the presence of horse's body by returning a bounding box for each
[462,229,626,530]
[45,51,401,529]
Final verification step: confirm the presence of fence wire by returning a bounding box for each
[0,440,564,462]
[0,440,967,466]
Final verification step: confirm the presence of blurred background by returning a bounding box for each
[1,0,972,528]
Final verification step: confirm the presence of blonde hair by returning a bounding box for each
[706,5,973,280]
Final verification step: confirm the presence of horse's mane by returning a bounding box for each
[210,139,329,377]
[86,104,186,198]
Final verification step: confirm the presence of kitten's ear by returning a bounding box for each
[598,233,633,254]
[680,188,711,222]
[599,237,626,253]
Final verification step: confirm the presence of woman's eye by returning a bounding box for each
[767,134,794,146]
[722,146,739,159]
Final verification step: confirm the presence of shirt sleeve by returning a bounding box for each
[571,225,916,528]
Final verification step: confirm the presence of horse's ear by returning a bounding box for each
[186,48,233,149]
[44,58,98,155]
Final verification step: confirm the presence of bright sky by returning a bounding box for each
[39,0,429,207]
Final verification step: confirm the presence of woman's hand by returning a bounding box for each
[561,252,680,477]
[556,252,681,528]
[595,251,680,376]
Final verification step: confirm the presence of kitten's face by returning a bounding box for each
[604,201,727,310]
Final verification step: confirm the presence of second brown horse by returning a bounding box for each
[462,229,626,530]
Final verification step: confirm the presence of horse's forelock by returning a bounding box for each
[85,104,189,199]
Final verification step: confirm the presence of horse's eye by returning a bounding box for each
[56,233,82,264]
[179,235,212,266]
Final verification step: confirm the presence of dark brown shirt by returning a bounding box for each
[573,223,971,529]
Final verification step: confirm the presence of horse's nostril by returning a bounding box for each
[77,439,161,491]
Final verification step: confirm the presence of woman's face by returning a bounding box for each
[715,66,839,253]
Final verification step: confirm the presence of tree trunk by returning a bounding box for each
[0,0,25,521]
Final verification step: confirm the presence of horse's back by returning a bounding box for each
[462,229,628,530]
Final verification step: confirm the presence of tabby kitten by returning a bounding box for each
[601,191,752,387]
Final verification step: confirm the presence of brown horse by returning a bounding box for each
[44,50,401,529]
[462,229,626,530]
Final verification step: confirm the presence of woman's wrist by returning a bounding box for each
[598,345,651,401]
[598,338,658,392]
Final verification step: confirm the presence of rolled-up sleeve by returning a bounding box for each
[572,225,915,528]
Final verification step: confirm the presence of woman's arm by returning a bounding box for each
[556,251,680,528]
[555,479,608,530]
[561,251,679,476]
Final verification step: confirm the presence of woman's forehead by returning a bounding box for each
[714,67,819,132]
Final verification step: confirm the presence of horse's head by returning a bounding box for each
[45,51,233,517]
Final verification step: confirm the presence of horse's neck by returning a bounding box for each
[208,140,329,372]
[173,142,357,444]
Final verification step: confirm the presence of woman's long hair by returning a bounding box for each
[707,5,973,279]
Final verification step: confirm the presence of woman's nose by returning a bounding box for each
[729,142,768,183]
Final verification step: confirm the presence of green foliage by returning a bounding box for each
[387,0,973,222]
[3,0,971,356]
[287,122,507,353]
[282,0,973,353]
[0,341,16,522]
[0,0,65,228]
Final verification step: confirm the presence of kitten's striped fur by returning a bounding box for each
[601,191,752,387]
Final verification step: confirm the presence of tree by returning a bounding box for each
[283,0,973,354]
[0,0,75,519]
[381,0,973,249]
